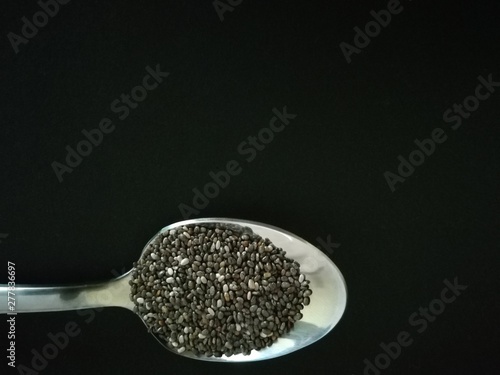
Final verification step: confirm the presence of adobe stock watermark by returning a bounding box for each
[51,64,169,183]
[178,106,297,219]
[384,73,499,192]
[213,0,242,22]
[7,0,72,54]
[15,268,127,375]
[339,0,407,63]
[316,234,341,257]
[359,277,467,375]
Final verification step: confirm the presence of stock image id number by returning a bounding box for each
[7,261,16,311]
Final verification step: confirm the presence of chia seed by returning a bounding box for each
[130,223,312,357]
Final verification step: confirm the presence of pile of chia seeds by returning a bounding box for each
[130,223,312,357]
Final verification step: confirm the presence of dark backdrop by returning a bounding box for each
[0,1,499,374]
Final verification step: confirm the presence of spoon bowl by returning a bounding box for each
[0,218,347,362]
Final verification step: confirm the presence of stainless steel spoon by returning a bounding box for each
[0,218,347,362]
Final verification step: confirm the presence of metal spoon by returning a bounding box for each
[0,218,347,362]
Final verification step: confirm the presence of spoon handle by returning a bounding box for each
[0,274,133,314]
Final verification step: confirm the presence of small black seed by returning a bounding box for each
[131,223,312,358]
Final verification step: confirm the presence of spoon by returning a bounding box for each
[0,218,347,362]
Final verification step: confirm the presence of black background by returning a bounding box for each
[1,1,499,374]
